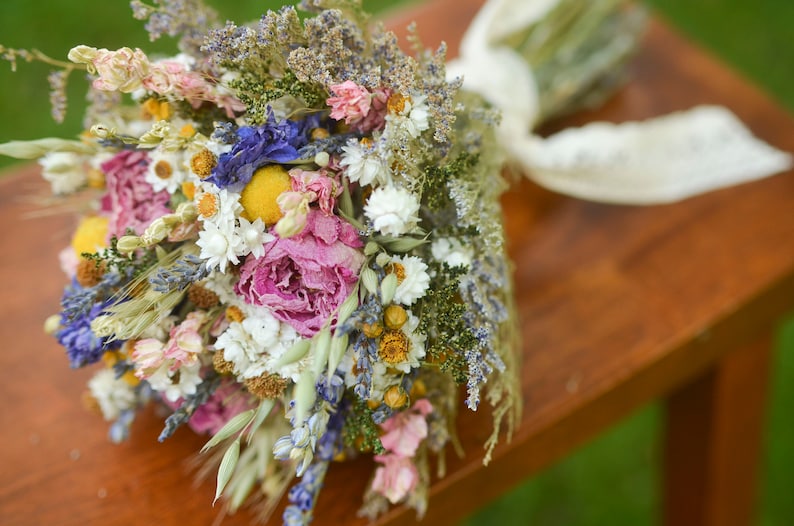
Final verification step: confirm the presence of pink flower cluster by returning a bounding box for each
[370,399,433,504]
[236,210,364,338]
[100,150,171,239]
[326,81,390,132]
[144,60,244,118]
[165,379,257,436]
[68,46,243,117]
[132,312,207,378]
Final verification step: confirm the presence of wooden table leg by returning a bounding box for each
[663,336,772,526]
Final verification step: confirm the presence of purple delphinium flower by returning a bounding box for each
[206,111,319,191]
[56,299,120,368]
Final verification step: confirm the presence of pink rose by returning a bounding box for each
[235,210,364,337]
[327,81,372,126]
[371,454,419,504]
[101,150,171,239]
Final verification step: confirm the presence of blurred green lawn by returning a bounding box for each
[1,1,793,525]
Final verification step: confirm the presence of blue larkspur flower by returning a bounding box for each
[206,111,319,191]
[56,301,121,368]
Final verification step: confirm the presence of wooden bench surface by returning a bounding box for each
[1,0,793,524]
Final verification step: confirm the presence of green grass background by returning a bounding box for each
[1,1,793,524]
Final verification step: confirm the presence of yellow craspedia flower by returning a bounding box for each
[239,165,291,225]
[71,216,109,257]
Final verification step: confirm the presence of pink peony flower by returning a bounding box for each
[235,210,364,337]
[327,81,372,126]
[371,454,419,504]
[101,150,171,239]
[379,398,433,458]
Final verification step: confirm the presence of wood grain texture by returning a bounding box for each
[2,0,793,524]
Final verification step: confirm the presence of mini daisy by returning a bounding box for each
[364,185,420,237]
[376,311,426,373]
[146,148,187,194]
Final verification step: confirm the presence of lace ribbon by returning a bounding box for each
[447,0,792,204]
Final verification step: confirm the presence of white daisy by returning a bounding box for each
[390,255,430,306]
[339,138,391,187]
[146,148,188,194]
[376,311,426,374]
[364,185,420,237]
[87,368,137,421]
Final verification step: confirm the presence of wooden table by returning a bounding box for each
[2,1,793,525]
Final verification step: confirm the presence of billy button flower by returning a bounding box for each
[71,215,109,257]
[239,165,291,226]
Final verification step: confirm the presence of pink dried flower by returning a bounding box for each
[166,378,258,436]
[289,168,342,216]
[379,398,433,458]
[235,210,364,337]
[370,454,419,504]
[100,150,171,239]
[327,81,372,126]
[357,87,390,132]
[162,312,206,370]
[91,47,151,93]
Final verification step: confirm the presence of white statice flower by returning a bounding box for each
[385,94,430,139]
[339,138,391,187]
[214,310,303,381]
[147,360,203,402]
[39,152,87,195]
[431,237,474,269]
[87,368,137,421]
[196,219,242,273]
[391,255,430,306]
[236,216,273,259]
[364,185,420,237]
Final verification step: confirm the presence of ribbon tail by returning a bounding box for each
[508,105,792,204]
